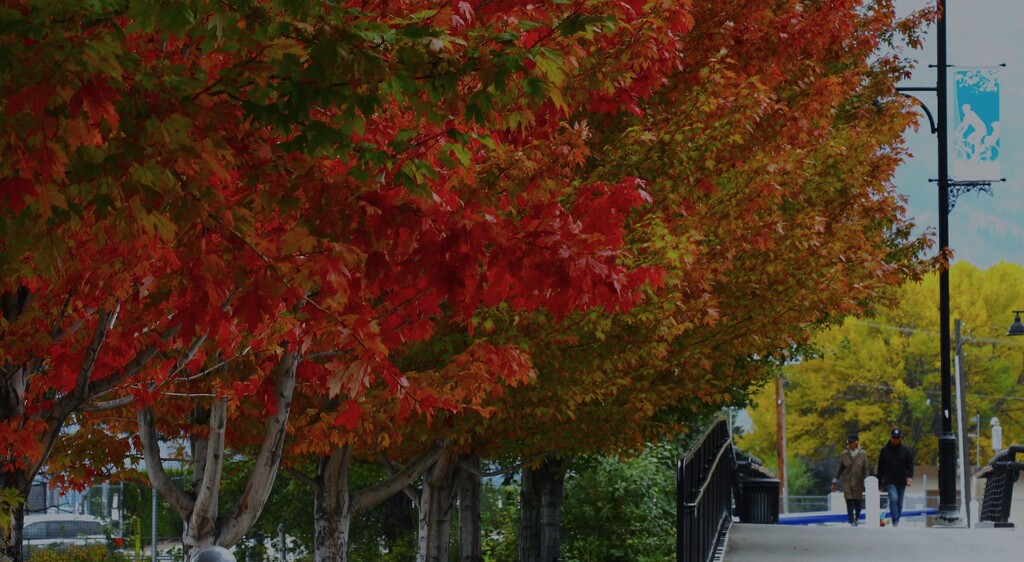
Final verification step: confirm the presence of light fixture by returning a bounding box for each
[1008,311,1024,337]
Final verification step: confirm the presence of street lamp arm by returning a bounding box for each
[896,91,938,135]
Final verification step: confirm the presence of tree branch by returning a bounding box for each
[220,352,299,545]
[138,406,195,519]
[191,398,227,540]
[353,439,449,514]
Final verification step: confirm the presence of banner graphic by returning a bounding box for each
[952,68,1001,180]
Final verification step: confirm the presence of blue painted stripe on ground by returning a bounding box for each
[777,508,938,525]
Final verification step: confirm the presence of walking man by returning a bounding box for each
[832,433,869,526]
[877,428,915,526]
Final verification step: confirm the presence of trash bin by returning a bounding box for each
[739,478,780,524]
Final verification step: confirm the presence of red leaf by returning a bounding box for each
[332,399,363,430]
[76,78,121,129]
[235,290,273,332]
[0,178,34,213]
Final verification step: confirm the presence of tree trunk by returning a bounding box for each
[311,441,447,562]
[139,352,298,561]
[518,456,572,562]
[313,490,353,562]
[313,448,354,562]
[540,457,571,562]
[458,457,482,562]
[518,465,542,562]
[417,447,462,562]
[0,503,25,562]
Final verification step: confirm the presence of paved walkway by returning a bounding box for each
[724,523,1023,562]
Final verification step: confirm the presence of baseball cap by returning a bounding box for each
[891,428,903,439]
[847,434,859,443]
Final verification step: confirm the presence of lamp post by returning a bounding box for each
[899,0,999,525]
[895,0,956,523]
[896,0,1008,525]
[1008,311,1024,337]
[932,0,961,525]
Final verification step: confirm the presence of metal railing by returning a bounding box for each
[979,444,1024,526]
[677,416,735,562]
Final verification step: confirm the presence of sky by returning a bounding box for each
[895,0,1024,270]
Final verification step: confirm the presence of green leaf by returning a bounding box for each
[531,49,566,87]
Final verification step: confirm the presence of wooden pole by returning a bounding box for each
[775,375,788,514]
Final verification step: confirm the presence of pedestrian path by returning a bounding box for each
[724,523,1023,562]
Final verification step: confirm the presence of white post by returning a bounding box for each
[829,491,846,513]
[865,476,881,527]
[992,417,1003,452]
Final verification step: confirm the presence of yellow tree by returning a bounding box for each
[740,262,1024,479]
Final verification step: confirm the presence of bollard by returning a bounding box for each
[192,546,237,562]
[864,476,881,527]
[829,491,846,514]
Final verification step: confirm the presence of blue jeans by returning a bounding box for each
[885,484,906,525]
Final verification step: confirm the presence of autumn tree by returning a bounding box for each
[1,1,660,560]
[3,3,938,562]
[258,1,941,560]
[498,4,934,561]
[740,262,1024,485]
[381,0,938,558]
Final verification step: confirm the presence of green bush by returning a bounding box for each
[561,442,683,562]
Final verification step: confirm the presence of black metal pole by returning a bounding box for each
[936,0,960,522]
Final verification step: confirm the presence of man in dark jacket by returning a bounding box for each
[877,428,915,526]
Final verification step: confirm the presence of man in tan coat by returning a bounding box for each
[832,434,869,526]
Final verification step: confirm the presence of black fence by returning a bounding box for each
[676,416,735,562]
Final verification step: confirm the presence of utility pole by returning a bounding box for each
[775,375,787,514]
[954,319,971,525]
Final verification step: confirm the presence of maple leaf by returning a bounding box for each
[75,78,121,130]
[332,399,363,430]
[234,289,275,332]
[0,178,34,214]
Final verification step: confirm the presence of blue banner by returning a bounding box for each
[952,69,1001,180]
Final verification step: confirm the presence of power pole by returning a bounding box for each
[954,319,971,526]
[775,375,788,514]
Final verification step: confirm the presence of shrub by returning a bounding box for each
[27,544,131,562]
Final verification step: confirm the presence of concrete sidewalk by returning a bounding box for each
[724,523,1023,562]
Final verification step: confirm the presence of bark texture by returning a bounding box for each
[518,456,573,562]
[458,456,483,562]
[416,446,465,562]
[312,441,446,562]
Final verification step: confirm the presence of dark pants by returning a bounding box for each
[845,498,863,524]
[885,484,907,525]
